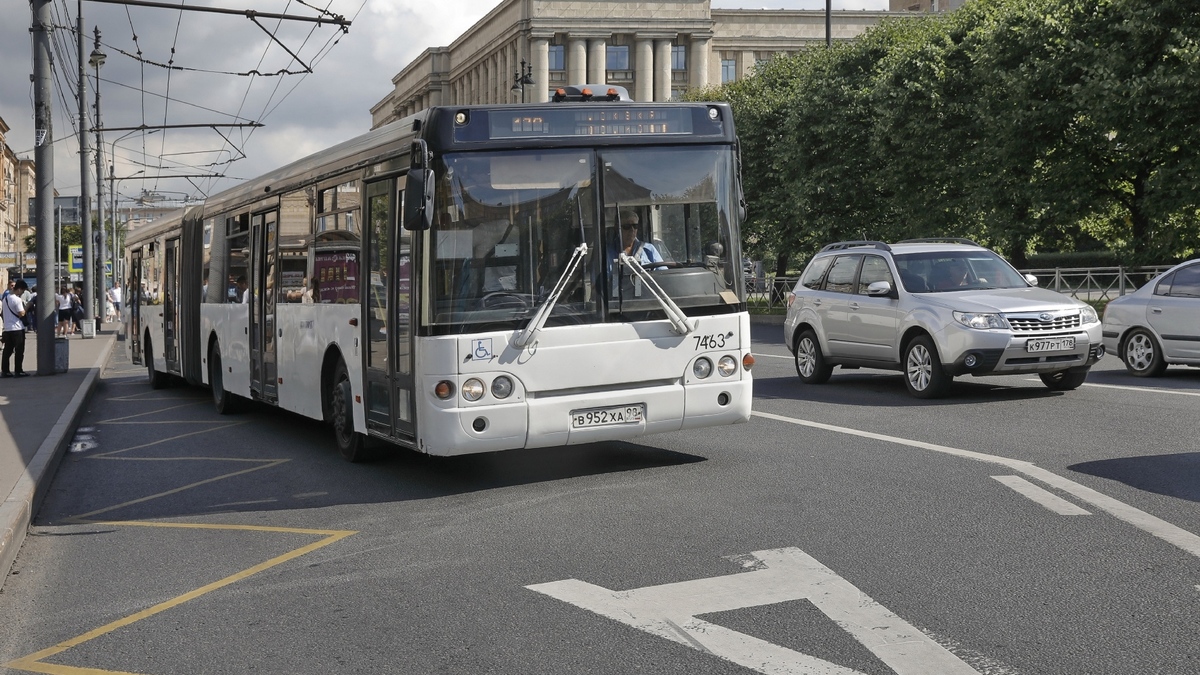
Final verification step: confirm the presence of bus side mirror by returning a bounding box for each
[403,168,434,231]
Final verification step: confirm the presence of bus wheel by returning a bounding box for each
[209,344,239,415]
[144,337,168,390]
[330,361,366,462]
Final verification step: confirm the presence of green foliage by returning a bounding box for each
[1025,250,1124,268]
[720,0,1200,267]
[24,225,82,257]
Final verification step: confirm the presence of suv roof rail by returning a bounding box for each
[896,237,981,246]
[820,240,892,252]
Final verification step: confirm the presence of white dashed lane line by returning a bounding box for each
[753,411,1200,560]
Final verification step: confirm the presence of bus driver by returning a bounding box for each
[615,210,663,266]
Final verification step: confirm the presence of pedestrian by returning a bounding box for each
[2,279,30,377]
[71,287,85,333]
[20,282,33,331]
[26,286,38,332]
[56,286,72,336]
[108,281,123,320]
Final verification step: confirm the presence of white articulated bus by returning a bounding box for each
[125,90,754,460]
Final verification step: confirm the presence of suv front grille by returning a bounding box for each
[1006,313,1081,333]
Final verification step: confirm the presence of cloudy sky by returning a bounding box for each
[1,1,886,207]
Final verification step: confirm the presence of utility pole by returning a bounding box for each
[91,26,107,327]
[83,27,104,326]
[77,1,92,324]
[32,0,58,374]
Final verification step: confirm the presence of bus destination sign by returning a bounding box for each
[488,107,696,139]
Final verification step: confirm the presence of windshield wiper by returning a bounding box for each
[512,243,589,348]
[618,252,695,335]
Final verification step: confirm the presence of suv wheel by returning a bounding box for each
[794,330,833,384]
[903,335,951,399]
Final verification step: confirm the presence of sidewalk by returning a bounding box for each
[1,329,118,590]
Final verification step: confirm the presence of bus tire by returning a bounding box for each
[209,343,239,415]
[330,360,367,462]
[144,336,169,390]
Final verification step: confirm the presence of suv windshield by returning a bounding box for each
[425,146,742,331]
[893,250,1028,293]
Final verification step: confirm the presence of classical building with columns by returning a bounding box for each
[371,1,951,129]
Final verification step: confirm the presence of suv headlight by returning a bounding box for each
[1079,305,1099,325]
[953,311,1009,330]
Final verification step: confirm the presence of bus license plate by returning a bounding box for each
[571,404,645,429]
[1026,337,1075,353]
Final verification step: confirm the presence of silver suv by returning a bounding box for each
[783,239,1105,398]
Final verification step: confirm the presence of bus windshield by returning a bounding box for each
[427,145,742,331]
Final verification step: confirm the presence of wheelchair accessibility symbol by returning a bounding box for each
[472,338,493,361]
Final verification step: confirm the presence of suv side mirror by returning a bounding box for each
[866,280,895,297]
[1024,273,1039,287]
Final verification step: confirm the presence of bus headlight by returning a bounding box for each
[491,376,513,399]
[462,378,485,401]
[693,357,713,379]
[717,355,738,377]
[435,380,455,400]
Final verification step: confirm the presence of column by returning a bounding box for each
[568,37,587,86]
[740,50,756,79]
[654,39,673,101]
[634,38,653,101]
[511,41,520,99]
[503,50,512,102]
[689,36,710,90]
[531,37,550,102]
[588,38,606,84]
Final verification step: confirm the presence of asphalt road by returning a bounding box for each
[1,327,1198,675]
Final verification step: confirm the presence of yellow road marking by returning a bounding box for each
[5,525,355,675]
[3,393,357,675]
[90,422,249,458]
[67,459,289,522]
[97,401,207,422]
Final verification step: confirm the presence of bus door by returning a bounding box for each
[363,178,414,439]
[163,237,180,372]
[249,209,279,402]
[129,250,143,365]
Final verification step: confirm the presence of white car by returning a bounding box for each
[783,239,1105,398]
[1102,259,1200,376]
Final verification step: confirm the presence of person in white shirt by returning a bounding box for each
[108,282,123,317]
[56,287,73,336]
[2,279,29,377]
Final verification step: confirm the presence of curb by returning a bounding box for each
[0,337,115,590]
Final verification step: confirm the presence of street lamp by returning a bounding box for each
[88,28,106,323]
[510,59,534,103]
[109,127,156,301]
[110,168,144,292]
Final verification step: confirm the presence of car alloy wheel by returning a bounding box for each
[1122,329,1166,377]
[903,335,950,399]
[793,329,832,384]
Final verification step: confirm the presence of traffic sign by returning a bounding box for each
[69,245,83,274]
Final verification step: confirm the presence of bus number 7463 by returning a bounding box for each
[693,332,732,350]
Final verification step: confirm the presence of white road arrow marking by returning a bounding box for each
[528,547,980,675]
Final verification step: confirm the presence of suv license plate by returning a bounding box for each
[571,404,645,429]
[1026,337,1076,353]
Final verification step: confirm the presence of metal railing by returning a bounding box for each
[1019,266,1172,303]
[743,265,1173,312]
